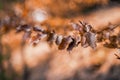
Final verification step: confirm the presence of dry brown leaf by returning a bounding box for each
[58,36,72,50]
[85,32,97,49]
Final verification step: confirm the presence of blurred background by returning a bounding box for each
[0,0,120,80]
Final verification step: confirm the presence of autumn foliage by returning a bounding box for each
[1,0,120,80]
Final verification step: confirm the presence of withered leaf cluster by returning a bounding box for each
[16,20,120,52]
[96,24,120,49]
[71,21,97,49]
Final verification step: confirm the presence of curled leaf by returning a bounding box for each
[55,35,63,45]
[47,31,57,43]
[67,38,76,52]
[58,36,72,50]
[75,36,81,46]
[85,32,97,49]
[81,36,89,48]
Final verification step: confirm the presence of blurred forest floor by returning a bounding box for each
[0,0,120,80]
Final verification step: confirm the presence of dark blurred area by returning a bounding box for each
[0,0,120,80]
